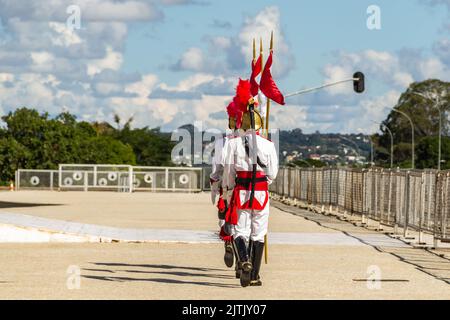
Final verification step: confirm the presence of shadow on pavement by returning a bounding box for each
[82,263,239,288]
[273,200,450,285]
[123,269,235,279]
[91,262,224,272]
[82,275,239,288]
[0,201,62,209]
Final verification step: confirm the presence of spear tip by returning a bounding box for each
[270,31,274,50]
[252,38,256,61]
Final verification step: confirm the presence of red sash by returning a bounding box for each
[225,171,269,225]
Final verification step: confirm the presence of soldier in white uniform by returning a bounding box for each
[210,129,237,271]
[222,101,278,287]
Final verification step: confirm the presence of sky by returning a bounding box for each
[0,0,448,134]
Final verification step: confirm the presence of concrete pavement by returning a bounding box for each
[0,191,449,299]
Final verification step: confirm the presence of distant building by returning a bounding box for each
[286,155,295,162]
[320,154,339,161]
[309,154,321,161]
[356,156,367,163]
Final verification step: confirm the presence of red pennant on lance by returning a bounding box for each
[260,51,285,105]
[250,55,262,96]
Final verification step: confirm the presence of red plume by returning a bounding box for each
[234,79,251,111]
[226,101,237,118]
[226,79,252,128]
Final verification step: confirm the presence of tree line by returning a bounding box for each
[0,108,174,183]
[1,79,448,183]
[373,79,450,169]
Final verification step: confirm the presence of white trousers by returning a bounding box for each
[233,200,269,242]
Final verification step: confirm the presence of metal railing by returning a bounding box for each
[16,165,449,243]
[270,167,450,245]
[15,164,203,193]
[15,169,59,191]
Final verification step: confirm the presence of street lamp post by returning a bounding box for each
[339,135,371,166]
[391,109,415,169]
[371,120,394,168]
[438,95,442,170]
[285,72,365,98]
[368,136,374,166]
[284,73,366,167]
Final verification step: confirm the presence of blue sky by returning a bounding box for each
[123,0,447,88]
[0,0,448,133]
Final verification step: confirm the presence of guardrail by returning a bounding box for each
[16,165,449,244]
[15,169,59,191]
[270,167,450,246]
[15,164,203,193]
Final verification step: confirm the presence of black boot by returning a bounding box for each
[224,241,234,268]
[233,237,252,287]
[249,240,265,286]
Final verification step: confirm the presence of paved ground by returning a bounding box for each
[0,190,449,299]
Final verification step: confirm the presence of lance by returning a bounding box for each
[263,32,275,264]
[253,38,256,64]
[265,31,273,137]
[260,38,265,133]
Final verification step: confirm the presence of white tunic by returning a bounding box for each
[222,131,279,192]
[221,130,279,242]
[210,134,233,204]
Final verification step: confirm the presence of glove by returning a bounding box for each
[217,199,227,220]
[223,222,233,236]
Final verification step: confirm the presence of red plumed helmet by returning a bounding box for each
[233,79,251,112]
[226,79,252,128]
[226,101,237,118]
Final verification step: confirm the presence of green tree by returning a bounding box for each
[375,79,450,166]
[112,119,174,166]
[416,136,450,169]
[0,137,31,183]
[0,108,138,180]
[80,136,136,165]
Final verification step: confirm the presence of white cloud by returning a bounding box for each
[210,36,231,50]
[308,91,401,134]
[0,1,448,135]
[87,46,123,76]
[418,57,447,79]
[82,0,161,21]
[172,6,295,78]
[30,51,55,72]
[125,74,159,98]
[237,6,294,77]
[172,73,215,91]
[270,104,309,131]
[175,47,206,72]
[393,72,415,88]
[322,47,449,100]
[49,22,82,47]
[359,90,401,123]
[433,39,450,64]
[94,82,121,96]
[0,73,15,82]
[0,0,163,22]
[322,64,353,95]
